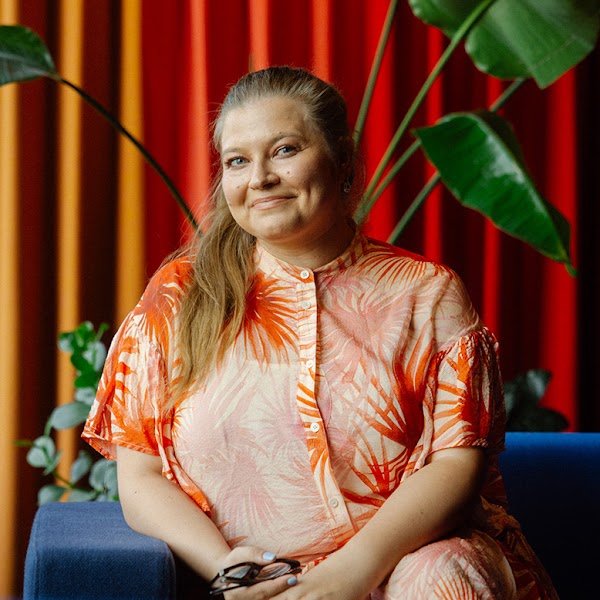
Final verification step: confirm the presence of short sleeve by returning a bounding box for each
[430,327,505,455]
[82,311,167,460]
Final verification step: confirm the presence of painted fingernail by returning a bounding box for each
[262,551,276,561]
[287,576,298,586]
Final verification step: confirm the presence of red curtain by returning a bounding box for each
[140,0,587,428]
[6,1,599,597]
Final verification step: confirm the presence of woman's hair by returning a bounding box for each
[173,66,361,398]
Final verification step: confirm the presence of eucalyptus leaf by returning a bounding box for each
[26,446,50,469]
[74,321,95,346]
[414,111,574,272]
[74,386,97,406]
[409,0,600,88]
[0,25,56,86]
[26,435,55,468]
[68,489,97,502]
[103,461,119,498]
[90,459,113,492]
[42,450,63,476]
[49,401,90,430]
[70,451,93,484]
[83,341,107,371]
[38,484,66,506]
[75,370,100,389]
[71,351,92,372]
[57,332,75,353]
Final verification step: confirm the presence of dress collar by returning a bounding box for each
[254,229,368,283]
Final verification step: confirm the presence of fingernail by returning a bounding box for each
[262,551,276,561]
[287,576,298,586]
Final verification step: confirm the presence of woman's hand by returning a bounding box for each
[271,551,374,600]
[214,546,299,600]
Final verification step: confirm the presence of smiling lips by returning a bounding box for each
[251,195,294,209]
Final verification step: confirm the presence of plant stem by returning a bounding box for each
[56,76,200,232]
[356,0,497,224]
[386,77,527,244]
[361,140,421,218]
[353,0,399,146]
[387,173,440,244]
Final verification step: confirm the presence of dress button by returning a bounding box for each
[300,270,310,279]
[306,359,314,369]
[301,300,311,309]
[329,498,339,508]
[310,422,320,433]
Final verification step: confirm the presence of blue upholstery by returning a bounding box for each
[499,432,600,599]
[24,432,600,599]
[23,502,178,600]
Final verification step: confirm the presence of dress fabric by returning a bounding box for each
[83,232,557,600]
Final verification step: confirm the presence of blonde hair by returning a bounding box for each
[174,66,360,398]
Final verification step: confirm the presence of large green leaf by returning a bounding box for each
[0,25,56,85]
[414,111,574,272]
[409,0,600,88]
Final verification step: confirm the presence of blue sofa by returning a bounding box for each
[24,432,600,599]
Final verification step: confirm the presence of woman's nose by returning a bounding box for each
[249,160,279,189]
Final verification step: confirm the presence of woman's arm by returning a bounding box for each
[116,446,299,599]
[274,446,486,600]
[116,445,231,579]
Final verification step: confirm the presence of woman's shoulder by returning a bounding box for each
[132,254,195,321]
[361,235,460,289]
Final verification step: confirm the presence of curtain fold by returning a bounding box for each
[116,0,145,322]
[3,2,597,598]
[0,1,19,593]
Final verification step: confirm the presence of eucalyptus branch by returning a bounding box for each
[57,76,200,232]
[355,0,498,224]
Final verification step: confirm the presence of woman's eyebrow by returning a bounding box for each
[222,132,304,155]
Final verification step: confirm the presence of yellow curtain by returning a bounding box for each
[0,1,19,594]
[116,0,145,321]
[2,2,146,595]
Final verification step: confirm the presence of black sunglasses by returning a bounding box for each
[209,558,301,595]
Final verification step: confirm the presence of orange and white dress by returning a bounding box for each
[83,232,557,599]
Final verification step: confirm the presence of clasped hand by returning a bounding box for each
[215,546,372,600]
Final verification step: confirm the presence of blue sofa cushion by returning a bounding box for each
[500,432,600,599]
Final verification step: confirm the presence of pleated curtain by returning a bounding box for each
[1,1,598,597]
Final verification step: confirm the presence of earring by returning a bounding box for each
[342,179,352,194]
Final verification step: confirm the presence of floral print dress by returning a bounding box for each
[83,231,557,599]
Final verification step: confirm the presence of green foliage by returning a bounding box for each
[414,111,574,272]
[0,24,56,84]
[356,0,599,274]
[505,369,569,431]
[408,0,600,88]
[15,322,118,505]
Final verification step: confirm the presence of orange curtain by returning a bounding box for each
[2,2,598,597]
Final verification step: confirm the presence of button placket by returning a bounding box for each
[293,270,355,545]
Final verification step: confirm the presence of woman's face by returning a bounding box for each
[219,96,352,264]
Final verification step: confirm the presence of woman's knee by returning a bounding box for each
[376,532,517,600]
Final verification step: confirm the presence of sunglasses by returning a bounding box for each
[209,558,301,595]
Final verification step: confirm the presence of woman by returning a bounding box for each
[83,66,557,599]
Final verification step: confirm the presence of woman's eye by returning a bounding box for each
[276,145,298,157]
[225,156,246,168]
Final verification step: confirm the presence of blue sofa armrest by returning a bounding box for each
[500,432,600,600]
[24,501,177,600]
